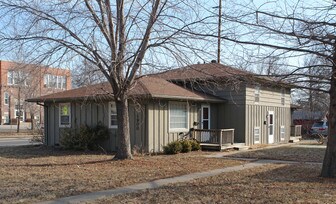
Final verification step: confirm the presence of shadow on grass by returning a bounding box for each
[225,146,326,163]
[0,144,114,159]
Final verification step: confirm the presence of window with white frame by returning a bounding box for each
[281,88,285,105]
[255,85,260,103]
[254,127,260,144]
[280,126,285,141]
[7,70,28,85]
[8,71,14,85]
[4,92,9,105]
[109,102,118,128]
[169,102,188,131]
[62,76,67,89]
[44,74,67,89]
[3,112,9,124]
[59,103,71,127]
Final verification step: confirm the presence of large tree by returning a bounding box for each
[212,0,335,177]
[0,0,213,159]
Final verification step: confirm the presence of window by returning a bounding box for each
[255,85,260,103]
[57,76,62,89]
[3,112,9,124]
[109,102,117,128]
[4,92,9,105]
[45,74,67,89]
[281,88,285,105]
[8,71,14,85]
[169,102,188,131]
[62,76,67,89]
[254,127,260,144]
[280,126,285,141]
[44,74,49,87]
[50,75,57,87]
[8,70,27,85]
[59,103,71,127]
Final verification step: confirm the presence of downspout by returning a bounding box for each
[36,102,48,145]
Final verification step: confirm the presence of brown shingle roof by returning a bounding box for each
[155,63,294,88]
[27,76,224,103]
[155,63,251,81]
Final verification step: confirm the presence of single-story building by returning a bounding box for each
[27,63,293,152]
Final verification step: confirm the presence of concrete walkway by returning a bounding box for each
[38,158,316,204]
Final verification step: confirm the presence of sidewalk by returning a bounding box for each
[38,158,313,204]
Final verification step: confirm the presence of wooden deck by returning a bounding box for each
[191,128,235,151]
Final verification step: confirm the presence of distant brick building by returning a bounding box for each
[0,60,71,125]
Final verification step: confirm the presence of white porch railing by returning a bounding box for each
[192,129,234,146]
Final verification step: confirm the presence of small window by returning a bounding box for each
[109,102,117,128]
[280,126,285,141]
[44,74,49,87]
[169,102,188,131]
[255,86,260,103]
[59,103,71,127]
[8,71,14,85]
[57,76,62,89]
[4,92,9,105]
[281,88,285,105]
[254,127,260,144]
[62,76,67,89]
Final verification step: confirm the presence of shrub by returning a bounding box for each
[163,139,200,154]
[190,139,201,151]
[60,122,109,151]
[163,141,182,154]
[180,140,192,153]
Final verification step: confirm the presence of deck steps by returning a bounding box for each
[200,143,248,151]
[289,136,302,143]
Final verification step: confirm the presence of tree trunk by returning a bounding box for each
[113,97,133,160]
[321,54,336,177]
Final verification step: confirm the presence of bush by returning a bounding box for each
[180,140,192,153]
[163,141,182,154]
[163,139,201,154]
[60,122,109,151]
[190,139,201,151]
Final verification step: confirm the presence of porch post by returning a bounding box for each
[219,129,223,146]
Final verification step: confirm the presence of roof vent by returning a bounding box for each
[211,60,217,63]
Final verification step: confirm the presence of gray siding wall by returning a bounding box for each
[217,103,245,143]
[245,85,291,107]
[244,85,291,145]
[245,105,291,146]
[146,100,210,153]
[45,102,145,152]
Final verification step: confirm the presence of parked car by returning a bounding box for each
[310,121,328,136]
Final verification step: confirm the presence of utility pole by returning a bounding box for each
[217,0,222,63]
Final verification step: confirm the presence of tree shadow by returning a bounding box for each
[224,145,326,163]
[0,144,113,159]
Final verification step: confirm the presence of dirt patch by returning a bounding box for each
[94,163,336,204]
[0,145,243,204]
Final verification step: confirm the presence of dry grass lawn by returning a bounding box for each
[0,145,243,204]
[94,163,336,204]
[226,142,326,163]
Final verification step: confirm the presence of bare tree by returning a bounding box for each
[0,0,214,159]
[210,0,336,177]
[72,60,107,88]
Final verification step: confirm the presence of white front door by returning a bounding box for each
[201,105,210,142]
[201,105,210,129]
[268,111,274,144]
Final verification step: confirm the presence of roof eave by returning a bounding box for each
[151,94,225,103]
